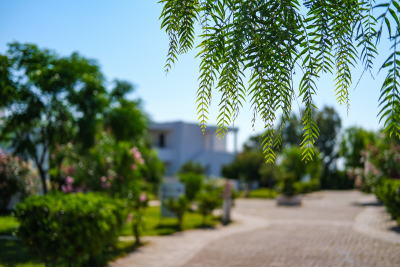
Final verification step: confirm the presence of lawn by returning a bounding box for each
[0,216,18,236]
[120,206,220,236]
[0,207,220,238]
[248,188,278,199]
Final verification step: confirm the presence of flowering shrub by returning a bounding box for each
[14,193,127,267]
[363,144,400,179]
[54,131,157,246]
[357,144,400,192]
[0,149,41,210]
[57,133,151,245]
[57,133,146,197]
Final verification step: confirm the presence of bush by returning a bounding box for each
[178,160,205,175]
[375,179,400,225]
[179,173,203,202]
[275,147,322,196]
[14,193,127,267]
[249,188,278,199]
[294,179,320,194]
[196,181,223,225]
[163,196,188,230]
[278,173,297,197]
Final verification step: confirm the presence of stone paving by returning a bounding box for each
[110,191,400,267]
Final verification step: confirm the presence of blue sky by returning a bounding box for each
[0,0,392,152]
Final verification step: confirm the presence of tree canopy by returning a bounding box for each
[159,0,400,162]
[0,42,155,194]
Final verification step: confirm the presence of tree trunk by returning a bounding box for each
[244,183,250,198]
[133,223,140,245]
[177,215,183,230]
[51,255,58,267]
[38,165,48,194]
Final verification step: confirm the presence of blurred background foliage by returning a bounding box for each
[0,43,166,266]
[223,105,400,198]
[1,41,400,266]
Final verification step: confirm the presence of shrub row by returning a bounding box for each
[375,179,400,226]
[14,193,127,267]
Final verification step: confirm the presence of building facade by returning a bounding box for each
[149,121,238,177]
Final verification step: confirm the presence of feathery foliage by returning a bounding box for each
[159,0,400,162]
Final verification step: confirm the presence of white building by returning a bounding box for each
[149,121,238,177]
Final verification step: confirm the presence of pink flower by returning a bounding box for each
[67,184,73,192]
[66,166,74,175]
[130,147,138,154]
[126,213,133,222]
[355,177,362,188]
[138,158,145,164]
[133,151,141,159]
[106,182,111,188]
[101,176,107,182]
[140,192,147,202]
[108,175,114,181]
[131,164,137,170]
[66,176,74,185]
[61,185,67,193]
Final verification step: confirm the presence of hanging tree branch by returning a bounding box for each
[159,0,400,162]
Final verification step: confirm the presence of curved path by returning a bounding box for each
[110,191,400,267]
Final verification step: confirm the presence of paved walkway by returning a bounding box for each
[110,191,400,267]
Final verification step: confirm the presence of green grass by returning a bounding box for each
[1,207,220,238]
[119,206,219,236]
[248,188,278,199]
[0,216,18,236]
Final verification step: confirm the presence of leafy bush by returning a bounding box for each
[375,179,400,225]
[178,160,205,175]
[278,173,297,197]
[294,179,320,194]
[163,196,188,230]
[277,147,322,196]
[249,188,278,199]
[179,173,203,202]
[0,149,41,211]
[14,193,127,267]
[196,180,223,225]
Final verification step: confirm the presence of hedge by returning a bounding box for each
[14,193,127,267]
